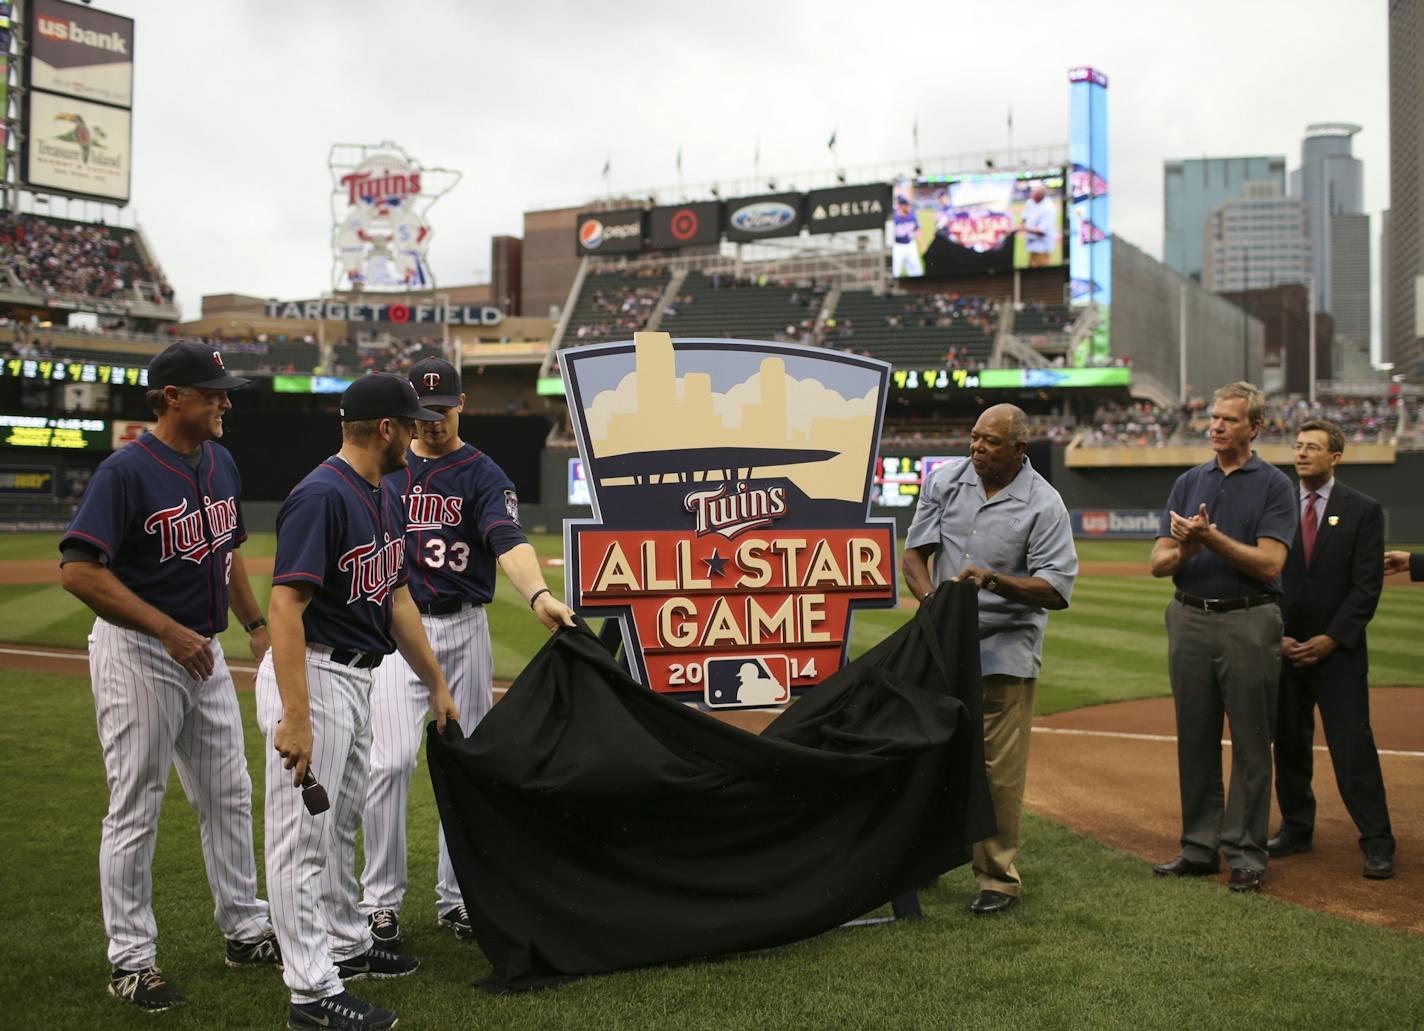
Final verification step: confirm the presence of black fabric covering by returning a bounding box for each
[426,583,995,991]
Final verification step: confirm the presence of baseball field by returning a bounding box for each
[2,533,1422,1028]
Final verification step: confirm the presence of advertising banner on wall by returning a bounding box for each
[575,208,645,256]
[0,413,108,450]
[1071,509,1160,539]
[561,332,898,710]
[0,466,55,494]
[805,184,890,235]
[28,0,134,108]
[722,192,803,242]
[648,201,720,249]
[1069,66,1112,365]
[22,89,131,202]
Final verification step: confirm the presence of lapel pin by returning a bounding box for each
[1327,515,1339,526]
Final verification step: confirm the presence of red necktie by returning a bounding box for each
[1302,491,1319,565]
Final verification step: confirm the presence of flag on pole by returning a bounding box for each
[827,129,837,151]
[912,117,919,149]
[1007,107,1013,131]
[676,146,683,175]
[601,155,611,177]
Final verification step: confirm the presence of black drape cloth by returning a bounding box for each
[426,582,995,992]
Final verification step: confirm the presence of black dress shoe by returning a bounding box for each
[1266,831,1313,858]
[968,890,1019,915]
[1228,868,1265,893]
[1363,852,1396,880]
[1153,855,1220,877]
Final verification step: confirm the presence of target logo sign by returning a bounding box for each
[669,208,700,241]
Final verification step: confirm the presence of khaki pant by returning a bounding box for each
[973,674,1038,896]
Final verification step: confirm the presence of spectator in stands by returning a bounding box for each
[1150,381,1295,893]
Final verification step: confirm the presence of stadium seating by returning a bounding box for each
[1013,302,1072,338]
[565,267,671,346]
[828,290,998,368]
[0,213,173,305]
[1080,398,1403,447]
[659,272,823,343]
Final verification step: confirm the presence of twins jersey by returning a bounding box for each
[61,431,246,635]
[272,458,409,656]
[893,210,920,246]
[386,443,527,606]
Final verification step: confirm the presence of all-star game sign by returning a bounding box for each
[563,333,898,710]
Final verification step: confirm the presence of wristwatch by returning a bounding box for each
[984,572,999,594]
[243,617,267,633]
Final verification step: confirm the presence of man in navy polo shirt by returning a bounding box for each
[1149,381,1296,892]
[258,373,458,1031]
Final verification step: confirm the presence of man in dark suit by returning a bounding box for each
[1269,419,1395,879]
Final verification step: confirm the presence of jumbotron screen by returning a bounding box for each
[890,167,1066,278]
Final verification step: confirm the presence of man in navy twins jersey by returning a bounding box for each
[258,373,457,1031]
[360,358,574,951]
[59,341,280,1013]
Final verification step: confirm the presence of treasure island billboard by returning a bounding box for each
[562,332,899,711]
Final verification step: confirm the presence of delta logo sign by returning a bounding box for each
[562,333,898,710]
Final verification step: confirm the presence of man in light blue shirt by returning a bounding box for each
[903,404,1078,915]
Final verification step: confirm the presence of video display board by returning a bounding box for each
[873,454,962,507]
[890,167,1066,278]
[1,355,147,386]
[0,413,108,450]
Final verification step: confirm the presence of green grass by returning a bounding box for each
[2,669,1422,1030]
[7,534,1423,712]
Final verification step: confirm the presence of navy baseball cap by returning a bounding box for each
[149,341,251,390]
[340,373,442,422]
[407,357,462,408]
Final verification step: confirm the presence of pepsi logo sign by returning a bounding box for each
[729,202,798,235]
[579,219,605,249]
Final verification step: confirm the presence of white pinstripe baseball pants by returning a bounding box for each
[88,618,271,970]
[361,604,492,915]
[256,648,375,1004]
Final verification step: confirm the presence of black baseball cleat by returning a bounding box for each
[108,965,186,1011]
[288,991,397,1030]
[438,904,476,942]
[336,945,419,981]
[367,908,402,951]
[968,890,1020,915]
[225,931,283,969]
[1363,851,1396,880]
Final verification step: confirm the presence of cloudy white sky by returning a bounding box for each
[82,0,1391,352]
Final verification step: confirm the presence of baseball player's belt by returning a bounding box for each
[311,643,383,669]
[415,598,481,616]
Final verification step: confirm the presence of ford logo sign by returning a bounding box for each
[730,202,798,234]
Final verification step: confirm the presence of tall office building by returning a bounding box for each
[1291,123,1366,316]
[1163,156,1287,281]
[1389,0,1423,377]
[1202,182,1311,292]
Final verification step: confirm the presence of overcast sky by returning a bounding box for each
[91,0,1390,354]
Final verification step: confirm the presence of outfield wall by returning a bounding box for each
[512,445,1424,544]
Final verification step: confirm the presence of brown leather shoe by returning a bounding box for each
[968,890,1019,915]
[1153,855,1220,877]
[1228,868,1265,893]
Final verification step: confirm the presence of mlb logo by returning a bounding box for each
[704,655,790,710]
[1081,511,1110,535]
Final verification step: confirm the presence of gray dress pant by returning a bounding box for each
[1165,600,1282,872]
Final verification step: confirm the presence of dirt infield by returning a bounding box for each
[1029,692,1424,933]
[6,639,1420,933]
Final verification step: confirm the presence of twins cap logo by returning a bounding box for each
[579,219,605,249]
[423,372,441,390]
[212,351,225,369]
[563,332,897,710]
